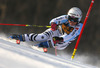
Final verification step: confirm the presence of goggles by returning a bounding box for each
[68,16,79,22]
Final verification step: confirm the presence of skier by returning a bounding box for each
[10,7,83,50]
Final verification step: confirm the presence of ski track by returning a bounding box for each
[0,37,97,68]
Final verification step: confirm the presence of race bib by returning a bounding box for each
[62,24,74,34]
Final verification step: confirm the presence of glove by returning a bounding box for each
[53,36,63,44]
[51,23,57,31]
[9,34,24,41]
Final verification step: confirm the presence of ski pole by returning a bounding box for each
[0,23,51,28]
[55,46,57,56]
[71,0,95,60]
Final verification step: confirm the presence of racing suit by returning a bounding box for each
[22,15,83,50]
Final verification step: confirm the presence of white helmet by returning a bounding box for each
[68,7,82,22]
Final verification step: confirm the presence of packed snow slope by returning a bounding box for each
[0,37,97,68]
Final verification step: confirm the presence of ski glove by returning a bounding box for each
[53,36,63,45]
[9,34,24,41]
[51,23,57,31]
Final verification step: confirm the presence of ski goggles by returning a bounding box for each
[68,16,79,22]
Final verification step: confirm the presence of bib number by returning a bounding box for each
[62,24,74,34]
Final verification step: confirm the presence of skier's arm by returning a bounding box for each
[50,15,68,31]
[61,23,83,43]
[51,23,83,45]
[50,15,68,25]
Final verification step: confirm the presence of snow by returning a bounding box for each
[0,36,97,68]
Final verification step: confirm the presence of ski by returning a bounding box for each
[0,36,48,53]
[31,45,48,53]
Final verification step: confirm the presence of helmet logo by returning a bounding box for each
[70,13,78,17]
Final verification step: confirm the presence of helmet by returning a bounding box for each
[68,7,82,22]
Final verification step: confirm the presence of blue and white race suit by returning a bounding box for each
[23,15,83,50]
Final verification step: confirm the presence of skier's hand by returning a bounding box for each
[9,34,24,41]
[51,22,57,31]
[53,36,63,44]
